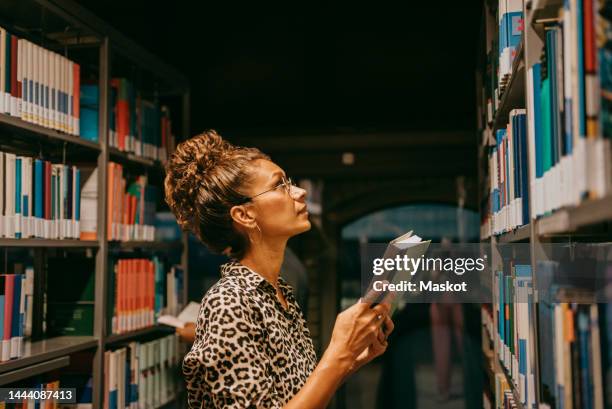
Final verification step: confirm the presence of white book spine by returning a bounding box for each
[18,39,26,122]
[0,28,5,114]
[67,57,73,135]
[42,47,49,128]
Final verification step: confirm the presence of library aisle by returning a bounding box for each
[0,0,610,409]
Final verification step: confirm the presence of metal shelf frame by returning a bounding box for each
[0,1,190,408]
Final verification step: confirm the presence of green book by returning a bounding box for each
[541,78,552,173]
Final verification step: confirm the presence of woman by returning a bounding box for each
[164,130,394,408]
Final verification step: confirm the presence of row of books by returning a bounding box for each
[0,375,94,408]
[0,264,33,362]
[0,27,81,136]
[0,380,62,409]
[483,0,524,124]
[494,373,519,409]
[108,78,176,162]
[526,0,612,219]
[493,264,536,408]
[538,301,605,409]
[536,260,607,409]
[104,334,180,409]
[108,257,184,335]
[497,0,523,90]
[107,163,157,242]
[488,109,530,235]
[0,151,86,240]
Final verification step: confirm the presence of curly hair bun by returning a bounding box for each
[164,130,269,259]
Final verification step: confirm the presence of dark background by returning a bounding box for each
[78,1,482,138]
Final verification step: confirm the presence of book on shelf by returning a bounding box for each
[108,257,184,335]
[108,77,176,162]
[498,0,523,89]
[80,83,99,143]
[107,162,157,242]
[0,26,81,136]
[0,150,83,240]
[0,263,33,362]
[535,260,606,409]
[488,109,529,235]
[526,0,612,219]
[104,333,180,409]
[493,263,536,408]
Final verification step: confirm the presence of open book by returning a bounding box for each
[366,230,431,313]
[157,301,200,329]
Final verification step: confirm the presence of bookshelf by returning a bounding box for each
[477,1,611,408]
[0,0,190,408]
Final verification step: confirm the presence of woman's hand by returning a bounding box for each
[323,297,393,376]
[349,315,395,375]
[176,322,196,343]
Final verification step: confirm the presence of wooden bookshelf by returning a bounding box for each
[0,1,190,408]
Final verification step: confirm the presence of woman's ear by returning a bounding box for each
[230,204,257,230]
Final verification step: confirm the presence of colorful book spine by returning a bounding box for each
[0,26,83,137]
[0,149,86,240]
[488,109,529,235]
[105,334,179,409]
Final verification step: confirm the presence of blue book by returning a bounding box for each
[578,309,591,409]
[547,28,559,166]
[576,0,586,137]
[75,168,81,222]
[518,114,530,224]
[11,274,22,352]
[533,64,543,180]
[34,159,43,221]
[15,157,21,238]
[80,84,99,142]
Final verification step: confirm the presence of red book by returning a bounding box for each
[73,63,80,135]
[117,260,123,333]
[149,260,154,325]
[583,0,595,73]
[10,35,18,100]
[4,275,15,342]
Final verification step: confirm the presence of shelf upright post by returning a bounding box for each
[181,89,190,306]
[92,35,110,409]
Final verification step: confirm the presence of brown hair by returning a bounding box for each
[164,130,269,259]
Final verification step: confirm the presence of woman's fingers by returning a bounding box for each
[383,316,395,337]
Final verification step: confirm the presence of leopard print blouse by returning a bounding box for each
[183,260,318,408]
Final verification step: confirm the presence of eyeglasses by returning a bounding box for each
[239,176,296,204]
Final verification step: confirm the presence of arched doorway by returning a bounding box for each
[337,203,482,409]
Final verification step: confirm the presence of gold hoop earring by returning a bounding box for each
[248,223,263,244]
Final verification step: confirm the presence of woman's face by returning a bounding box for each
[243,159,311,238]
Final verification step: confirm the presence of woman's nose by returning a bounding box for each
[290,185,307,200]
